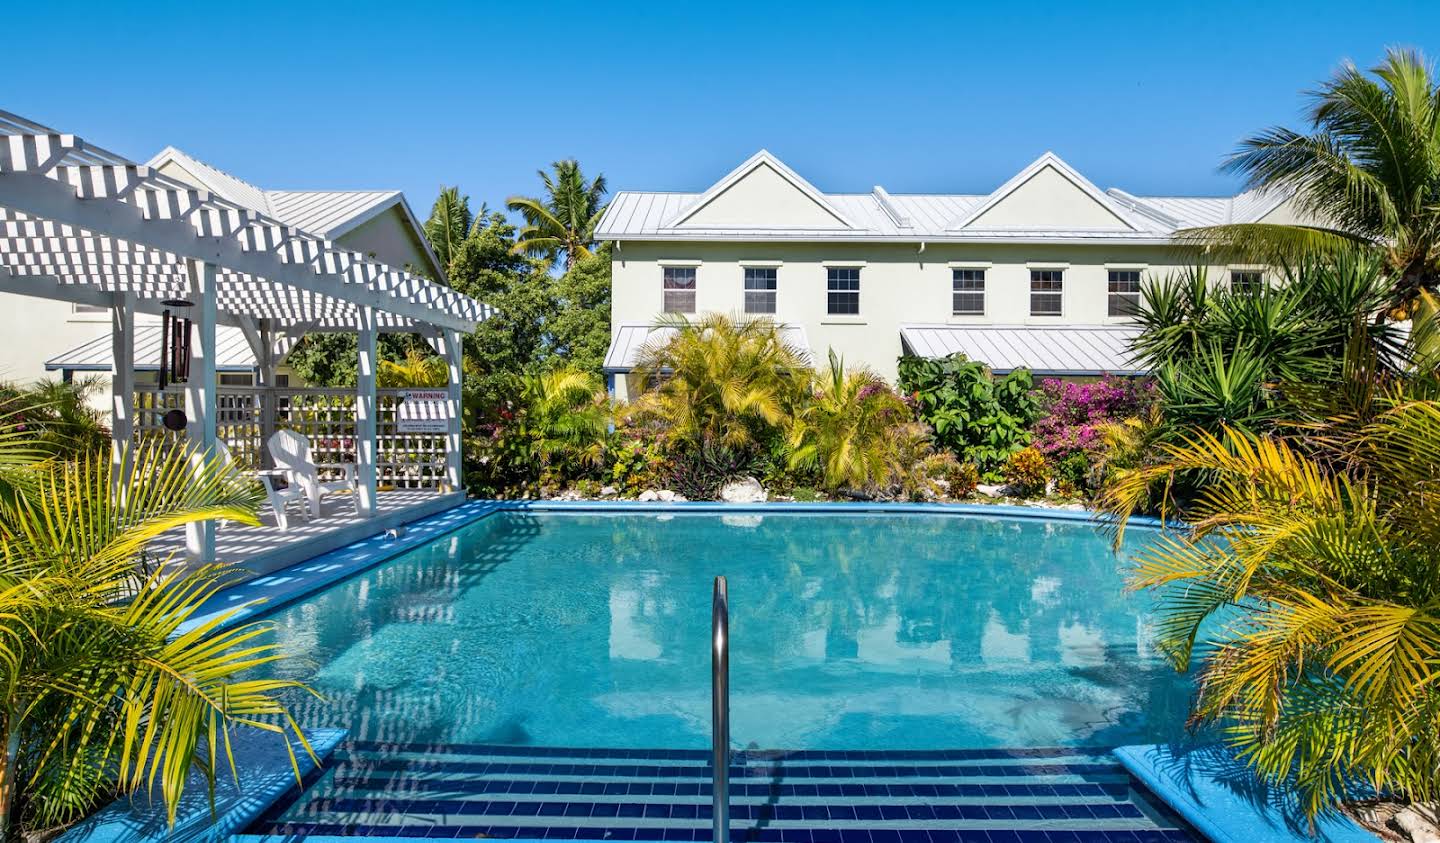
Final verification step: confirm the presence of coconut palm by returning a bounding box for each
[1174,48,1440,308]
[632,314,809,453]
[788,351,909,493]
[422,186,474,276]
[505,161,608,270]
[0,428,312,838]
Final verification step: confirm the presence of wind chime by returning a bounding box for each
[158,298,194,431]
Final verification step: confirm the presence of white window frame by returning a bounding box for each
[661,265,697,314]
[742,267,777,315]
[1230,268,1264,294]
[951,268,986,316]
[826,267,861,316]
[1107,269,1142,317]
[1029,268,1064,316]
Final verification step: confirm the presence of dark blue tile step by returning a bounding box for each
[335,757,1125,780]
[323,774,1131,800]
[344,741,1113,763]
[262,820,1195,842]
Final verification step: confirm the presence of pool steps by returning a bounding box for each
[251,742,1196,841]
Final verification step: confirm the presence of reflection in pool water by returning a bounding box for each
[254,511,1192,750]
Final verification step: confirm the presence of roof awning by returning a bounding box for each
[603,322,814,373]
[899,324,1145,376]
[47,325,256,373]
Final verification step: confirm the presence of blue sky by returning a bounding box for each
[7,1,1437,216]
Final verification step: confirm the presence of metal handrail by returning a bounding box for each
[711,576,730,843]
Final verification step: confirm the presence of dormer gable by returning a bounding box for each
[665,150,855,230]
[947,152,1137,232]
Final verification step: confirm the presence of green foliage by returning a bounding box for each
[666,441,755,501]
[0,431,311,837]
[1173,48,1440,308]
[1002,446,1048,496]
[470,367,609,496]
[788,352,911,494]
[284,333,429,389]
[378,348,447,388]
[1051,451,1091,497]
[547,245,614,374]
[0,378,108,460]
[607,438,671,497]
[896,353,1039,476]
[505,160,609,270]
[422,186,474,275]
[633,314,807,456]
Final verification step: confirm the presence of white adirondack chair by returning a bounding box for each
[266,430,359,520]
[216,441,308,531]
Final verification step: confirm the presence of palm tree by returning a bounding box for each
[788,351,909,493]
[0,423,313,837]
[423,186,474,276]
[505,161,608,270]
[1175,48,1440,308]
[516,367,609,475]
[632,314,809,453]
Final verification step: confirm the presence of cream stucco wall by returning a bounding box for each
[340,205,438,278]
[968,166,1132,230]
[610,240,1231,400]
[680,163,849,229]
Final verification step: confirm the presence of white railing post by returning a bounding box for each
[356,307,378,517]
[256,326,279,468]
[443,328,464,493]
[110,292,135,501]
[184,260,218,564]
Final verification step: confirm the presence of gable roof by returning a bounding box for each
[145,147,444,279]
[945,152,1138,232]
[663,150,856,230]
[596,151,1292,245]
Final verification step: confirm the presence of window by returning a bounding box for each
[826,267,861,315]
[1231,269,1264,294]
[72,303,107,316]
[1030,269,1064,316]
[951,269,986,315]
[743,267,777,314]
[219,373,254,387]
[662,266,696,313]
[1107,269,1142,317]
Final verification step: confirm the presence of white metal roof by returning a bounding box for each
[899,324,1145,376]
[603,322,814,372]
[47,325,256,372]
[597,150,1285,244]
[0,111,486,335]
[146,147,444,279]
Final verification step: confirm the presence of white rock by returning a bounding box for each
[656,490,676,502]
[719,476,766,503]
[638,490,659,502]
[600,486,618,498]
[1396,805,1440,843]
[976,484,1004,498]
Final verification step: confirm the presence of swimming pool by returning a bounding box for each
[255,508,1190,752]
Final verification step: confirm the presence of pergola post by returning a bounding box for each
[109,292,135,498]
[355,307,378,517]
[443,328,464,493]
[255,326,278,469]
[184,259,218,563]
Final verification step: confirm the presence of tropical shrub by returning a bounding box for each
[470,367,608,495]
[1002,446,1048,496]
[667,440,755,501]
[0,423,312,837]
[896,354,1039,476]
[607,438,671,496]
[633,314,808,456]
[788,352,911,495]
[1101,409,1440,819]
[1031,376,1156,494]
[378,348,447,388]
[0,378,108,459]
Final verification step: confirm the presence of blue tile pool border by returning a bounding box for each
[188,498,1170,636]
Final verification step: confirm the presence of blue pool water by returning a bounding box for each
[256,510,1191,752]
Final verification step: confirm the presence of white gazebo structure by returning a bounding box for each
[0,111,488,568]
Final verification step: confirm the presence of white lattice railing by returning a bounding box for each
[133,387,449,489]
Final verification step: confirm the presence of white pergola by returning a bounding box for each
[0,111,488,563]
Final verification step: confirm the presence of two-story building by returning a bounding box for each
[596,150,1302,399]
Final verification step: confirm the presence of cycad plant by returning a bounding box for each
[0,420,312,838]
[788,351,909,494]
[633,314,809,454]
[1175,48,1440,308]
